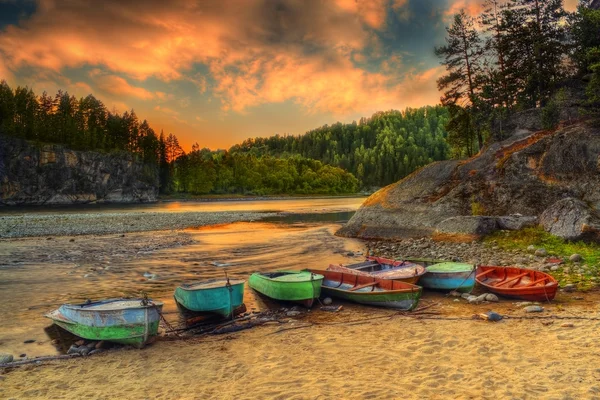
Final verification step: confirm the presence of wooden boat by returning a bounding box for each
[307,269,422,310]
[419,262,475,292]
[174,278,245,318]
[328,256,426,284]
[248,271,324,308]
[46,298,163,348]
[476,266,558,301]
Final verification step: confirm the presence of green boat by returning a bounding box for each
[174,278,245,318]
[419,262,476,292]
[308,269,422,310]
[46,298,163,348]
[248,271,324,307]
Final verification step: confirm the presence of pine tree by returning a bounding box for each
[504,0,568,107]
[435,10,485,149]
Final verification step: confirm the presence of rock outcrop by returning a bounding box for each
[338,122,600,240]
[539,198,600,241]
[0,135,158,205]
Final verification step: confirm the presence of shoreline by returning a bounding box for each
[158,193,370,203]
[0,194,369,209]
[0,210,279,238]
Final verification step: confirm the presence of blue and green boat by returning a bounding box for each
[419,262,476,293]
[46,298,163,348]
[174,278,245,318]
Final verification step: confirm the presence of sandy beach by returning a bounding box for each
[2,298,600,400]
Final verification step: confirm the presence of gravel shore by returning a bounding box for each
[0,211,278,238]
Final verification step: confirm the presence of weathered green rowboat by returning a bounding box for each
[46,299,163,348]
[174,278,245,318]
[248,271,324,307]
[308,269,422,310]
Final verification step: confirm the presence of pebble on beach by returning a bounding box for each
[534,248,548,257]
[569,254,583,262]
[524,305,544,313]
[563,284,576,292]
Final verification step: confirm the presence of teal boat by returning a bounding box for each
[419,262,475,293]
[309,269,422,310]
[248,271,324,307]
[174,278,245,318]
[46,298,163,348]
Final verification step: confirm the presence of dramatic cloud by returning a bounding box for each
[0,0,490,148]
[89,70,157,100]
[445,0,485,17]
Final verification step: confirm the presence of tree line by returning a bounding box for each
[0,81,358,195]
[229,106,451,188]
[436,0,600,157]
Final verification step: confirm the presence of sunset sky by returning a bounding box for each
[0,0,578,150]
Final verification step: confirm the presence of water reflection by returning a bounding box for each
[0,218,366,357]
[1,197,366,215]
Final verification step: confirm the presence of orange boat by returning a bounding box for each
[476,266,558,301]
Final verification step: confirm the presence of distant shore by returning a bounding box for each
[157,193,370,203]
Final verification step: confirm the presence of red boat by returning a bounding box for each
[476,266,558,301]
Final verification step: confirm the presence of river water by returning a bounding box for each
[0,197,368,358]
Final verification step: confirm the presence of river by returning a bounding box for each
[0,197,367,358]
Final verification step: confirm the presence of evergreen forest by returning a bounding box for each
[1,0,599,195]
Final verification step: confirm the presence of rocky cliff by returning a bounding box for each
[0,135,158,205]
[338,121,600,240]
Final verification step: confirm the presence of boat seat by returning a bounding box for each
[493,272,530,287]
[522,277,548,287]
[349,281,378,291]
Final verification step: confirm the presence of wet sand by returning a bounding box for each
[3,299,600,399]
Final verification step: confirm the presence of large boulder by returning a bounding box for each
[496,215,538,230]
[339,122,600,240]
[539,198,600,241]
[435,216,499,236]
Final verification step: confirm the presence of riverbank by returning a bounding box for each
[0,211,279,238]
[158,193,370,202]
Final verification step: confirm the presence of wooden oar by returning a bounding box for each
[476,269,496,280]
[349,281,378,291]
[493,272,529,287]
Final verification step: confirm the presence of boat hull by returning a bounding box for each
[174,280,245,318]
[419,271,475,292]
[476,266,558,301]
[248,271,323,307]
[46,299,163,348]
[320,287,421,310]
[310,269,422,311]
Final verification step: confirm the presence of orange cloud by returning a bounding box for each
[445,0,485,17]
[0,57,14,83]
[563,0,578,12]
[89,70,158,100]
[0,0,444,138]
